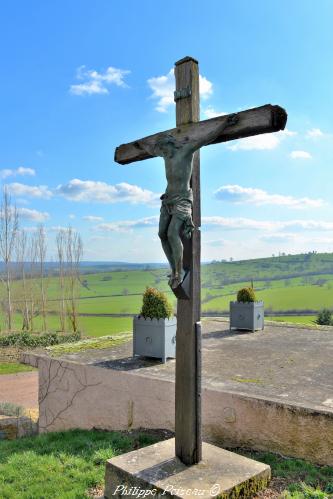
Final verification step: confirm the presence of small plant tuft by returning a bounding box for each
[0,402,26,417]
[237,287,257,303]
[140,287,173,320]
[315,308,332,326]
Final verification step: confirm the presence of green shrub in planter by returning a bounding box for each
[315,308,332,326]
[140,287,173,320]
[134,287,176,362]
[237,287,256,303]
[230,286,264,332]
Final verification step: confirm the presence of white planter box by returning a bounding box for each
[133,316,176,363]
[230,301,264,332]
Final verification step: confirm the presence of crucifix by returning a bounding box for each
[115,56,287,466]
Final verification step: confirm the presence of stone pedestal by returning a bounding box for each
[105,438,270,498]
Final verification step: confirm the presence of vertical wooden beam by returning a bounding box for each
[174,56,202,465]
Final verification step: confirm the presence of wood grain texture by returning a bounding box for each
[114,104,287,165]
[174,57,202,465]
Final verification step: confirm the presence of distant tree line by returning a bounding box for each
[0,187,83,333]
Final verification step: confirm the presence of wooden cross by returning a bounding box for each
[114,56,287,466]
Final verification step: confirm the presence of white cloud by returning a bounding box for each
[202,216,333,232]
[18,208,49,222]
[306,128,323,138]
[7,182,52,199]
[199,75,213,99]
[97,216,159,232]
[147,69,175,113]
[206,239,225,247]
[48,226,71,232]
[261,233,333,246]
[83,215,104,222]
[281,220,333,231]
[290,150,312,159]
[70,65,130,96]
[147,69,213,113]
[215,184,324,209]
[93,214,333,235]
[0,167,35,179]
[227,129,296,151]
[16,167,35,176]
[97,215,274,233]
[56,179,159,205]
[202,216,277,231]
[69,214,76,219]
[203,106,227,119]
[281,129,297,137]
[260,233,297,243]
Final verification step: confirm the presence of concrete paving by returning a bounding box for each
[58,319,333,413]
[0,371,38,410]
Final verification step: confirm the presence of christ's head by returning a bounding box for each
[154,134,179,158]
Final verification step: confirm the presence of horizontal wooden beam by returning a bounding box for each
[114,104,287,165]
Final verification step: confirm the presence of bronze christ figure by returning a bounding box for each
[153,114,238,289]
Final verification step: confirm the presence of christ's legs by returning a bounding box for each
[167,215,185,288]
[158,207,174,279]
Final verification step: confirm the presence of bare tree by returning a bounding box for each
[15,229,29,330]
[56,229,66,332]
[27,233,38,332]
[66,227,83,333]
[36,224,47,331]
[0,187,19,330]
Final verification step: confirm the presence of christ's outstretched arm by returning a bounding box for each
[182,113,239,154]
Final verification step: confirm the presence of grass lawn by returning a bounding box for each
[0,429,157,499]
[78,316,133,337]
[0,362,35,375]
[5,314,133,338]
[267,315,318,325]
[240,449,333,498]
[0,430,332,498]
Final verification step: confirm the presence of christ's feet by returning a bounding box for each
[171,276,181,289]
[169,270,185,289]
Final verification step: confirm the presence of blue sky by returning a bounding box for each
[1,0,333,262]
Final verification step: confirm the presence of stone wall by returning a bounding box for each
[0,413,38,440]
[22,352,333,466]
[0,347,22,363]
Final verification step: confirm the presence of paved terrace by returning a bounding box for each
[56,319,333,412]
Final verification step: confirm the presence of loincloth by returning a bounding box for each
[160,190,195,237]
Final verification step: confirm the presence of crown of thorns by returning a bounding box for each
[155,133,181,149]
[156,134,177,146]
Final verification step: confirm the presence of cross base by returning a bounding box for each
[171,271,191,300]
[104,438,271,499]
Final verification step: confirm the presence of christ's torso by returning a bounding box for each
[164,149,193,194]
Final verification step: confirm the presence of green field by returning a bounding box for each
[7,314,133,338]
[202,283,333,313]
[2,252,333,337]
[267,315,317,325]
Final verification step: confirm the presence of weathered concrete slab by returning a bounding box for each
[104,438,271,499]
[22,320,333,465]
[41,318,333,411]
